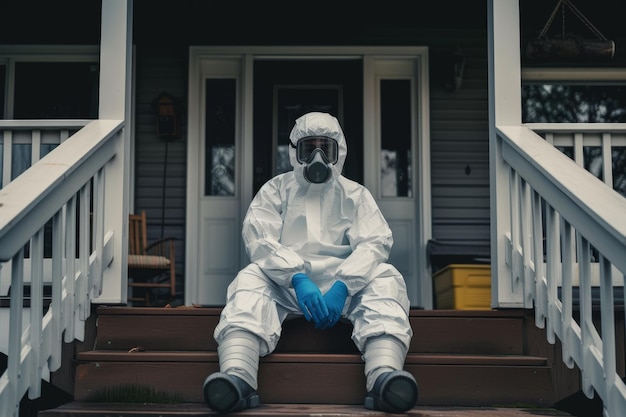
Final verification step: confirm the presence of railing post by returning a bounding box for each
[94,0,133,303]
[488,0,524,307]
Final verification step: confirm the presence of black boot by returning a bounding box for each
[364,370,418,413]
[203,372,261,413]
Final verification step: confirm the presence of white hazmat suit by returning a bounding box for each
[204,112,417,413]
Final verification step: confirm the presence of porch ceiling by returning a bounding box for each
[1,0,624,63]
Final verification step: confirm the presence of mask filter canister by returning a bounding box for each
[303,150,331,183]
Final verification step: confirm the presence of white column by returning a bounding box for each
[95,0,133,303]
[488,0,524,307]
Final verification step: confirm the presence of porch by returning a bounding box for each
[1,1,626,417]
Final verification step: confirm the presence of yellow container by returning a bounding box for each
[434,264,491,310]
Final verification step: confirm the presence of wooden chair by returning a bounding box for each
[128,210,176,305]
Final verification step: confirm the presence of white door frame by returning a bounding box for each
[186,46,432,308]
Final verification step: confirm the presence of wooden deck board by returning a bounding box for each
[38,402,576,417]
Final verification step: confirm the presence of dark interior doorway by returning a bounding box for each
[252,59,363,195]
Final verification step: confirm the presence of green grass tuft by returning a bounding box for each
[89,384,183,403]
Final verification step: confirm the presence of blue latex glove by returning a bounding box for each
[292,273,329,325]
[318,280,348,330]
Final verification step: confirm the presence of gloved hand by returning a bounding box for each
[318,280,348,330]
[292,273,329,325]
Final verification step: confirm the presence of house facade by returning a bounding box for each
[1,1,626,416]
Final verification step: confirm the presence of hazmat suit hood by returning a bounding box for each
[288,112,347,186]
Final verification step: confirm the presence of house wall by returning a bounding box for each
[131,28,490,300]
[428,35,490,244]
[133,46,189,299]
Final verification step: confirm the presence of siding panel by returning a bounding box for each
[429,42,490,247]
[134,46,188,301]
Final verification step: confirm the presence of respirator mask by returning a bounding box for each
[292,136,339,184]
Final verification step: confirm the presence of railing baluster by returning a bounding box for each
[601,133,613,189]
[574,132,584,167]
[599,254,616,391]
[79,183,91,320]
[31,130,41,164]
[520,180,534,308]
[578,236,596,399]
[48,210,63,372]
[64,196,76,343]
[7,248,25,417]
[560,220,575,369]
[532,190,546,328]
[545,204,558,344]
[2,130,13,188]
[93,168,105,295]
[509,168,521,290]
[28,229,44,399]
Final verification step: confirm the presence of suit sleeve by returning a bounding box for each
[335,187,393,295]
[242,179,305,287]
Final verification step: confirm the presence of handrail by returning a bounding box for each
[1,120,91,189]
[0,119,124,417]
[0,120,122,259]
[498,124,626,417]
[0,120,90,129]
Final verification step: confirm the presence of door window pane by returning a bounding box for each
[380,79,412,197]
[205,78,236,196]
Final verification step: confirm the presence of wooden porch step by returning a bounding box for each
[77,351,547,366]
[70,306,557,407]
[74,351,552,405]
[38,402,577,417]
[93,306,528,355]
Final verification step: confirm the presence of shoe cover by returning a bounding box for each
[364,370,418,413]
[203,372,260,413]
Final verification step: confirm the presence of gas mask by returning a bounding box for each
[293,136,339,184]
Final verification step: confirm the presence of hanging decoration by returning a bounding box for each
[526,0,615,61]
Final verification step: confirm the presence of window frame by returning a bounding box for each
[0,45,99,119]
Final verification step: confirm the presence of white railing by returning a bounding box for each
[499,124,626,417]
[528,123,626,198]
[0,121,90,298]
[0,2,131,416]
[1,120,89,189]
[0,119,124,417]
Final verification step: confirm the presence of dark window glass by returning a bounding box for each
[522,84,626,123]
[13,62,98,119]
[205,78,236,196]
[381,79,412,197]
[0,65,5,118]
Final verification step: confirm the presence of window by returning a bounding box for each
[0,47,98,186]
[13,62,98,119]
[522,69,626,123]
[523,68,626,197]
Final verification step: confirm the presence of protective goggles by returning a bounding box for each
[292,136,339,164]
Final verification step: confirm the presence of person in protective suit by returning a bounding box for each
[203,112,418,413]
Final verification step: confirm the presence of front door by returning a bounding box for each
[186,47,431,308]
